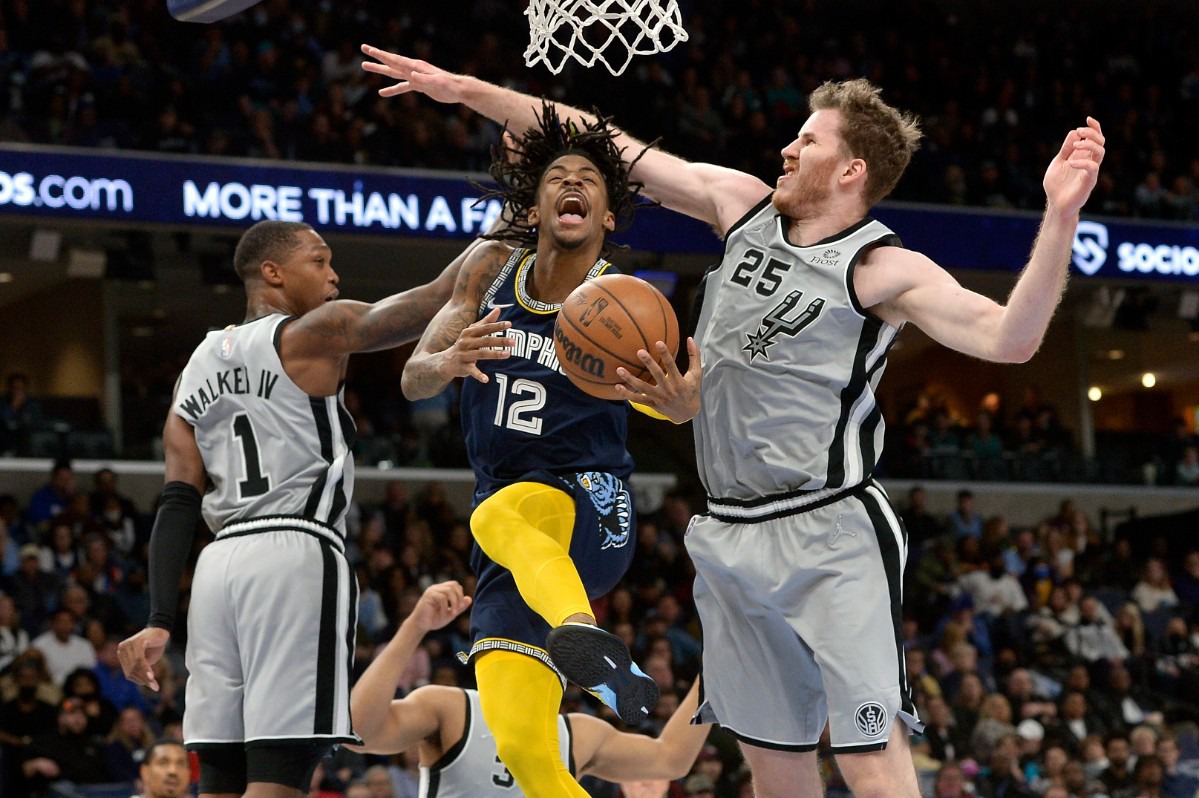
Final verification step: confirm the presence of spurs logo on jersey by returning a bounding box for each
[691,196,904,500]
[742,289,826,361]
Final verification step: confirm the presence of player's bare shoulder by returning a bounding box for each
[456,239,516,310]
[853,244,941,322]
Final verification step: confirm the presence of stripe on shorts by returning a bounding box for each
[858,483,914,718]
[315,542,339,735]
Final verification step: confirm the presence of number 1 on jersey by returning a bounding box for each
[232,413,270,498]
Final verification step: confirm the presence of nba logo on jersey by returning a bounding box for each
[576,472,631,550]
[219,337,234,360]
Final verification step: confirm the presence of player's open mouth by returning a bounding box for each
[557,192,588,225]
[325,291,338,302]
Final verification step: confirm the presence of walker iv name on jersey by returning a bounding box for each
[177,366,281,422]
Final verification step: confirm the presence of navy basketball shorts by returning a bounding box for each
[465,470,636,673]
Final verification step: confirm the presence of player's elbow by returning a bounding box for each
[658,745,700,779]
[994,339,1038,364]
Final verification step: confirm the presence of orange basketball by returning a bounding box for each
[554,273,680,400]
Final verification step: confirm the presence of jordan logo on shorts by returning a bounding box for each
[854,702,889,737]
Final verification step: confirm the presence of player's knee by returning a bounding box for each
[494,731,555,780]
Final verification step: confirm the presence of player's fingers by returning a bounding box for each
[685,337,703,374]
[636,348,669,386]
[1084,116,1105,143]
[652,341,684,379]
[612,383,654,404]
[614,367,654,394]
[467,365,490,383]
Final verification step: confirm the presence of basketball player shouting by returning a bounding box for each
[362,45,1104,798]
[348,581,711,795]
[401,106,700,798]
[117,221,468,798]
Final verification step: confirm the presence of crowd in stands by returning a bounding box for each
[887,386,1199,487]
[2,459,1198,798]
[1,1,1198,220]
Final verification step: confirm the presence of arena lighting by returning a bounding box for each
[0,272,13,283]
[1142,373,1157,388]
[1087,386,1102,402]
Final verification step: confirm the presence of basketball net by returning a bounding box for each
[524,0,689,77]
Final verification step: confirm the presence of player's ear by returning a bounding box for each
[260,260,284,286]
[528,206,540,227]
[602,209,616,233]
[842,158,867,185]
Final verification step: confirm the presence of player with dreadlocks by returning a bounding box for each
[402,104,700,798]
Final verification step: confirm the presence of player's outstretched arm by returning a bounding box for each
[349,581,472,754]
[359,45,769,235]
[401,241,516,400]
[865,118,1105,364]
[118,399,207,692]
[571,678,708,781]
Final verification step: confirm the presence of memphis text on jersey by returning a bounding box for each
[177,366,281,421]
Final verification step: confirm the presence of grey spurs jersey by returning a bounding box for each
[420,689,573,797]
[173,314,355,536]
[693,196,903,513]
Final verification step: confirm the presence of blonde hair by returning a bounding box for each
[809,79,922,207]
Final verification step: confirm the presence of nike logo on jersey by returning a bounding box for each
[487,299,514,310]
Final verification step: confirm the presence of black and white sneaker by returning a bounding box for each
[547,622,659,725]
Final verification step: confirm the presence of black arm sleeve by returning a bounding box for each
[147,481,203,631]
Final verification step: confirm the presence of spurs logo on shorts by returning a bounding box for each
[854,702,889,737]
[577,471,631,550]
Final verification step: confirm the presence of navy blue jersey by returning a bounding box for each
[461,248,634,502]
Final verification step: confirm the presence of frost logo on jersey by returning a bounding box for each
[219,337,234,360]
[577,472,632,550]
[743,291,826,361]
[1072,221,1108,275]
[854,702,889,737]
[810,248,841,267]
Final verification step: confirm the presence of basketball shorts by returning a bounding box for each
[184,517,361,748]
[465,470,636,672]
[687,479,921,752]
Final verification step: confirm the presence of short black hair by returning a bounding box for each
[233,221,314,283]
[143,738,187,765]
[481,102,649,252]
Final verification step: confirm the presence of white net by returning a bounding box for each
[524,0,689,77]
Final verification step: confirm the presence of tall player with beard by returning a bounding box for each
[401,106,700,798]
[364,46,1105,798]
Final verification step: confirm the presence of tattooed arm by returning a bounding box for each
[400,241,515,400]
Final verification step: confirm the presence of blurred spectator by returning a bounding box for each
[0,516,19,577]
[1173,550,1199,608]
[0,592,29,670]
[3,546,60,634]
[31,608,96,686]
[0,373,43,456]
[1131,558,1180,614]
[62,667,118,739]
[1064,595,1130,667]
[931,761,972,798]
[1049,691,1106,756]
[948,490,982,540]
[103,706,153,783]
[19,697,110,796]
[26,461,78,529]
[901,486,945,552]
[1099,731,1135,796]
[1174,445,1199,486]
[0,657,58,795]
[1117,753,1167,798]
[1157,734,1199,798]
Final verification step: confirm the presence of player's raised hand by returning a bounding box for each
[409,581,472,634]
[614,337,702,424]
[360,45,464,104]
[1044,117,1105,216]
[439,307,514,384]
[117,627,171,691]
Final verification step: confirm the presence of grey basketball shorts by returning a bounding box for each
[184,518,361,748]
[687,480,921,752]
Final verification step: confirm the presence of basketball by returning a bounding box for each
[554,273,680,401]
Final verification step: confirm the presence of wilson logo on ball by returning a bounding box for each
[554,324,607,378]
